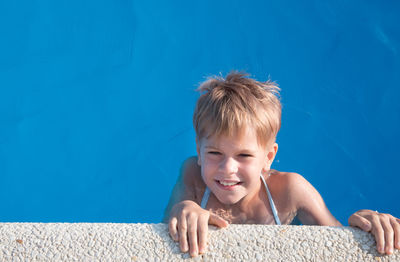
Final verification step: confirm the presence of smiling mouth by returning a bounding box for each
[216,180,243,186]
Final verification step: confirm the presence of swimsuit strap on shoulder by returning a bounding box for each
[200,187,211,209]
[200,176,282,225]
[260,174,281,225]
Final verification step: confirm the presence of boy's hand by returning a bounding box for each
[349,209,400,255]
[168,200,228,257]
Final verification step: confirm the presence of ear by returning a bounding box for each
[263,143,278,172]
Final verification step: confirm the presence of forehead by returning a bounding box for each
[200,127,264,151]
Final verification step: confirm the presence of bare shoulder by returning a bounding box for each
[181,156,203,186]
[277,171,310,190]
[162,156,206,222]
[270,170,318,201]
[268,170,341,226]
[266,170,320,209]
[267,170,308,193]
[180,156,206,203]
[162,157,202,222]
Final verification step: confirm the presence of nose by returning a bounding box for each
[219,157,238,174]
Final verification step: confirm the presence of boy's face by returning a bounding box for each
[196,127,278,205]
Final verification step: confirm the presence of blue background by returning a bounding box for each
[0,1,399,224]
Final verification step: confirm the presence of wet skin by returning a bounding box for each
[164,130,400,257]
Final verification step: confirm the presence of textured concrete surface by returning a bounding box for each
[0,223,399,261]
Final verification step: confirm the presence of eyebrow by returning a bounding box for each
[204,146,218,150]
[239,149,256,154]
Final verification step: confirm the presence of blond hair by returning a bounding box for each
[193,72,281,147]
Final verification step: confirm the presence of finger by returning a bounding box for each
[348,213,372,232]
[209,213,229,228]
[390,217,400,249]
[380,215,394,254]
[370,215,385,254]
[178,214,188,253]
[169,217,179,241]
[187,214,199,257]
[198,214,209,254]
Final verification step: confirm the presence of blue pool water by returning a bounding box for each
[0,1,399,224]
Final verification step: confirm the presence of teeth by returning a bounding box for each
[219,181,239,186]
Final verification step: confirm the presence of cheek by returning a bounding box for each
[200,161,213,178]
[203,154,221,168]
[201,160,220,182]
[201,168,216,187]
[242,161,264,177]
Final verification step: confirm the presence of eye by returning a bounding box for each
[239,153,253,158]
[208,151,221,155]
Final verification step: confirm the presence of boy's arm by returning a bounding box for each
[288,173,400,255]
[348,210,400,255]
[162,157,198,223]
[286,173,342,226]
[163,157,228,257]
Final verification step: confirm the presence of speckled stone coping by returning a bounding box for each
[0,223,399,261]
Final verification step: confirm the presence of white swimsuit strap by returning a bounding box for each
[200,187,211,209]
[200,175,281,225]
[260,174,281,225]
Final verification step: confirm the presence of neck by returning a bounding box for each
[237,178,264,212]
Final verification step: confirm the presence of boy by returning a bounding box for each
[164,72,400,257]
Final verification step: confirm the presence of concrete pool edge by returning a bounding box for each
[0,223,398,261]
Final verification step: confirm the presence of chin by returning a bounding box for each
[217,195,242,205]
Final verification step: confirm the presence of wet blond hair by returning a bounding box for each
[193,72,281,147]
